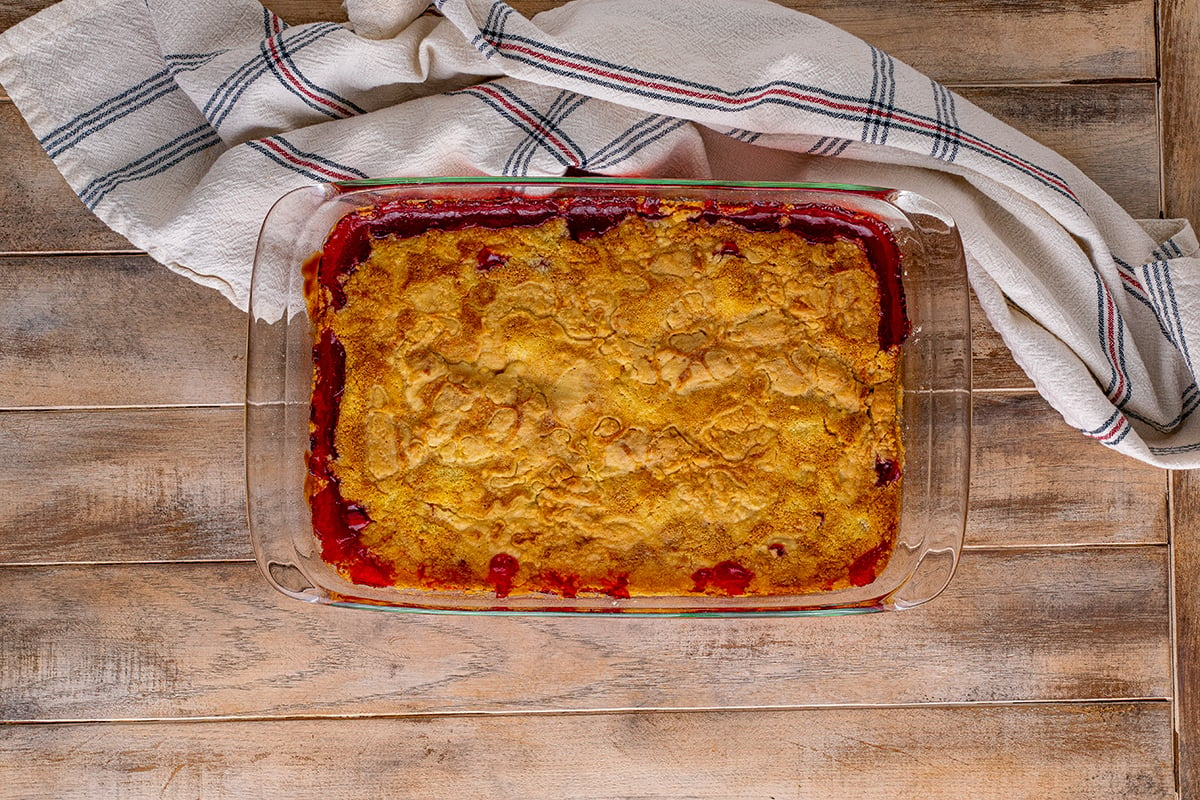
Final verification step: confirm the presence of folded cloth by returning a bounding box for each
[1,0,1198,468]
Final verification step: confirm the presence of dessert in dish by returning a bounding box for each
[305,194,908,598]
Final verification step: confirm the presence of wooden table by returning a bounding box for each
[2,0,1199,796]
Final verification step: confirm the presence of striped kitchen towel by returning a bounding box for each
[0,0,1198,468]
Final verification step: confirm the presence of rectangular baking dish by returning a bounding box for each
[246,177,971,615]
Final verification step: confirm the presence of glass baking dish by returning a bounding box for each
[246,177,970,615]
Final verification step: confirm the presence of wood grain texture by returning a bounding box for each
[969,393,1168,547]
[0,102,133,252]
[0,255,245,408]
[1174,470,1200,800]
[957,83,1160,220]
[970,291,1031,390]
[0,548,1169,721]
[0,0,1156,85]
[1161,4,1200,795]
[785,0,1156,85]
[1161,0,1200,229]
[0,408,246,563]
[0,703,1174,800]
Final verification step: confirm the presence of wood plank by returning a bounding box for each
[0,408,246,563]
[969,393,1168,547]
[962,88,1161,389]
[0,80,1161,254]
[0,82,1159,408]
[796,0,1156,85]
[0,255,245,408]
[0,548,1169,721]
[957,83,1160,220]
[0,0,1156,85]
[970,290,1031,390]
[1173,470,1200,800]
[0,102,133,252]
[1162,0,1200,229]
[0,229,1130,418]
[0,0,353,42]
[279,0,1156,85]
[0,393,1164,565]
[1160,3,1200,795]
[0,702,1174,799]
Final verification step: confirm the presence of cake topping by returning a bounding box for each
[307,194,906,598]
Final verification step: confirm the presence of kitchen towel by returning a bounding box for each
[0,0,1198,467]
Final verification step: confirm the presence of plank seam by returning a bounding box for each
[0,403,244,412]
[962,541,1168,551]
[1169,467,1183,798]
[0,696,1175,727]
[0,250,145,257]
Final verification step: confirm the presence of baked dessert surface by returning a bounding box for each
[308,197,904,598]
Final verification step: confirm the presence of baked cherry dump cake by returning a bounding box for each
[305,194,907,598]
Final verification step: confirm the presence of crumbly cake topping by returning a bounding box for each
[308,197,904,598]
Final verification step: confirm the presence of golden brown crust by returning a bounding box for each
[312,200,902,597]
